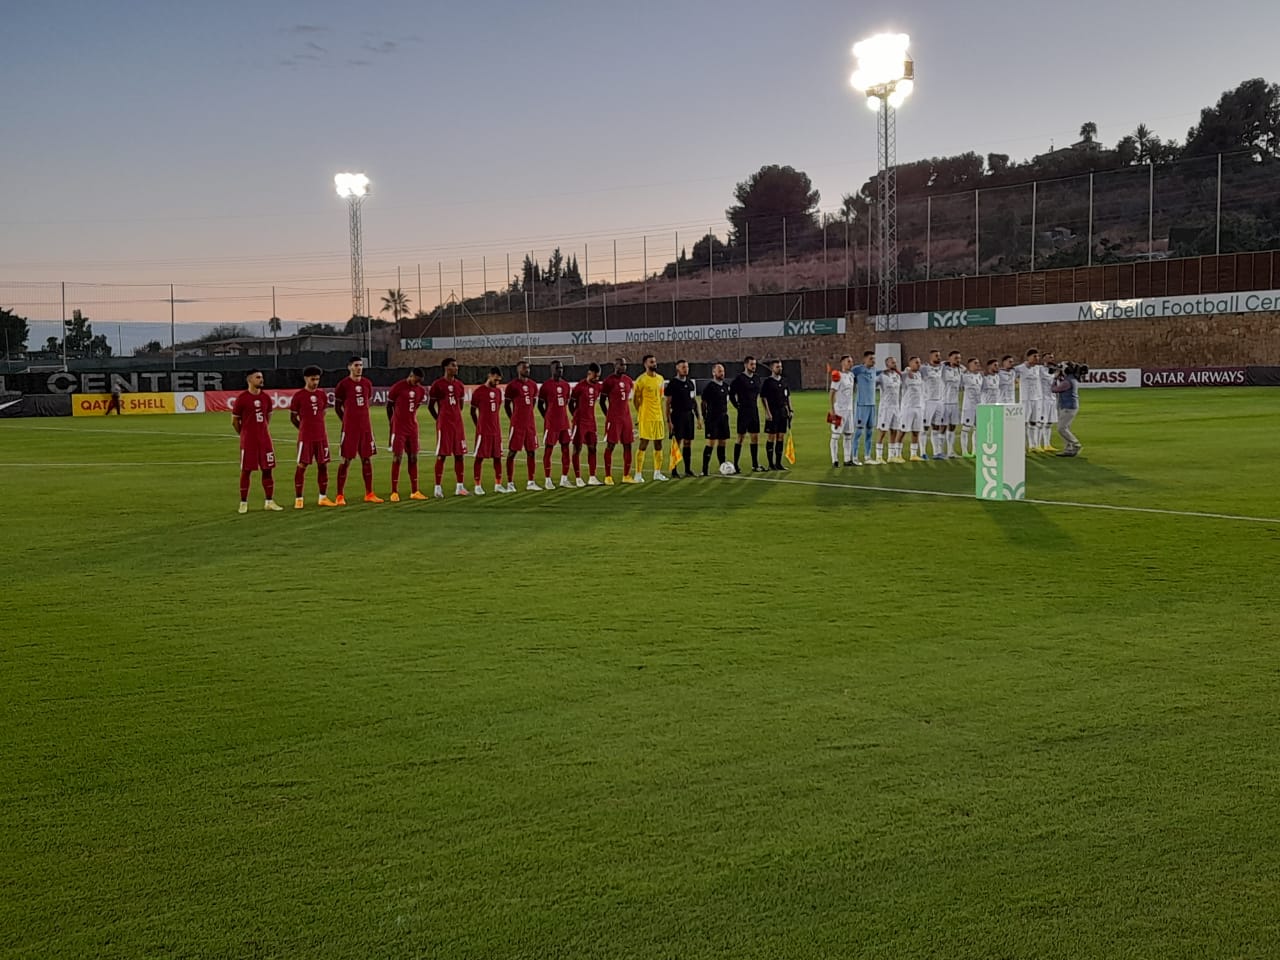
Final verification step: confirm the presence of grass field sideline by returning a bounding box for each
[2,388,1278,959]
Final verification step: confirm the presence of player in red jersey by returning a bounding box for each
[386,367,429,502]
[288,365,336,509]
[504,360,540,492]
[231,369,283,514]
[428,357,470,498]
[333,356,382,505]
[538,360,573,489]
[599,356,636,485]
[469,366,506,495]
[569,362,603,487]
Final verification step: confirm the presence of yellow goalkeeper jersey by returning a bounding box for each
[633,371,665,423]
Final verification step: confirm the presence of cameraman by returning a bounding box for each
[1051,362,1083,457]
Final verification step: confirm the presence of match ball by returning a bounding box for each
[719,462,737,476]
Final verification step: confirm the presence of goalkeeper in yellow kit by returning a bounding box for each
[631,354,668,482]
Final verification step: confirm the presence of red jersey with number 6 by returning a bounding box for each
[505,377,539,452]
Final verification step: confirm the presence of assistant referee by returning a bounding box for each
[664,359,700,478]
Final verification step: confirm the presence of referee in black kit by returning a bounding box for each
[664,359,700,478]
[760,359,792,471]
[729,356,763,473]
[700,363,731,475]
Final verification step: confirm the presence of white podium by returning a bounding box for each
[975,404,1026,501]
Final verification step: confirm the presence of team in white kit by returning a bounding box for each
[828,346,1062,466]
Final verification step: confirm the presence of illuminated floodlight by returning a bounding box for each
[334,172,370,199]
[849,33,912,95]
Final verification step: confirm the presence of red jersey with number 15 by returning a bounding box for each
[600,373,634,424]
[429,377,467,431]
[504,378,538,428]
[387,380,427,434]
[233,389,273,442]
[289,388,329,442]
[470,384,503,437]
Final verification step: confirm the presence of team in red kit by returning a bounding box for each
[232,354,663,513]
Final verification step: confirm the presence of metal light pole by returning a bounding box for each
[851,33,914,333]
[335,173,369,342]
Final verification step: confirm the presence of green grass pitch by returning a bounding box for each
[2,388,1278,959]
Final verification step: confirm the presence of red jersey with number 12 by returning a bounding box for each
[334,376,375,431]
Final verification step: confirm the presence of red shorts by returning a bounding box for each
[571,425,598,447]
[543,427,571,447]
[390,427,420,456]
[605,419,635,445]
[475,434,503,459]
[340,427,376,460]
[296,438,330,466]
[508,424,538,452]
[240,439,276,472]
[435,423,468,457]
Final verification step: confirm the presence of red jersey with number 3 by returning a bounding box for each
[601,373,634,425]
[290,388,329,443]
[539,379,571,433]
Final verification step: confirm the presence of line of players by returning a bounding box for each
[231,353,796,512]
[826,347,1064,466]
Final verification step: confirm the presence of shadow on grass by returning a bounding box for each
[978,498,1075,551]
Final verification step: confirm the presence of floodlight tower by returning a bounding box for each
[334,172,370,337]
[850,34,914,332]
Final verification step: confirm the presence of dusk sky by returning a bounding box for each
[3,0,1277,348]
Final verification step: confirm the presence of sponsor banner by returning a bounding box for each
[1077,368,1141,389]
[927,308,997,328]
[72,393,177,416]
[1246,365,1280,387]
[174,391,206,413]
[975,403,1026,502]
[400,318,846,352]
[1141,367,1248,388]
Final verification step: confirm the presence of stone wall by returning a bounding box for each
[391,310,1280,386]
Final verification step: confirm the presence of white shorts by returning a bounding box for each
[943,402,960,427]
[900,406,925,434]
[832,409,855,435]
[877,407,901,433]
[961,405,978,428]
[924,400,943,428]
[1029,399,1048,425]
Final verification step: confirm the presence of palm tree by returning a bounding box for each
[268,315,282,366]
[1079,121,1098,143]
[1132,124,1162,164]
[379,288,411,323]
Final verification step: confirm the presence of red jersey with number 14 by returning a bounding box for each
[429,377,467,432]
[290,388,329,442]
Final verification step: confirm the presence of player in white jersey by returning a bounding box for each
[900,356,927,461]
[958,357,984,458]
[920,349,945,458]
[940,350,963,459]
[979,359,1002,405]
[998,355,1017,403]
[1037,353,1060,452]
[828,355,856,467]
[1014,347,1045,451]
[874,357,902,463]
